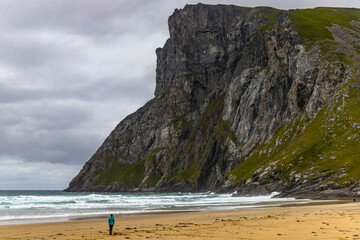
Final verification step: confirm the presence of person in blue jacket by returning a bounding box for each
[108,214,115,235]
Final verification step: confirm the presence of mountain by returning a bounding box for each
[66,4,360,199]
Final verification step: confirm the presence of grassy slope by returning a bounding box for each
[228,79,360,185]
[96,161,145,187]
[227,7,360,187]
[257,7,282,31]
[290,8,360,47]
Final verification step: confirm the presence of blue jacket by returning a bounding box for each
[108,216,115,226]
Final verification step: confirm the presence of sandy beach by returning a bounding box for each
[1,201,360,239]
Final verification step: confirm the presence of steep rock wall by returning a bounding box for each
[66,5,360,198]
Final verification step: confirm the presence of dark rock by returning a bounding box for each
[66,4,360,199]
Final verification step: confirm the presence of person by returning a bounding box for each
[108,214,115,235]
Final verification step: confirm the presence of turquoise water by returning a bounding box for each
[0,190,310,225]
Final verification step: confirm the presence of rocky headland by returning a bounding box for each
[66,4,360,199]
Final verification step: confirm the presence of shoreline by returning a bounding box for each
[0,198,336,226]
[0,199,349,225]
[1,201,360,239]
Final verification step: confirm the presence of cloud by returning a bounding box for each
[0,0,171,38]
[0,157,82,190]
[0,0,170,190]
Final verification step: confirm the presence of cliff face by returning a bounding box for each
[66,5,360,198]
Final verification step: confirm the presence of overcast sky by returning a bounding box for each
[1,0,359,190]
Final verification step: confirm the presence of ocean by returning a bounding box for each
[0,190,312,225]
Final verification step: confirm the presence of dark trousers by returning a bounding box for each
[109,224,114,235]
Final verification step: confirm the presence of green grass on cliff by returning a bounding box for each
[96,161,145,187]
[227,117,306,182]
[227,79,360,185]
[167,95,238,183]
[226,7,360,185]
[176,167,198,182]
[290,8,360,46]
[166,166,198,182]
[258,7,281,31]
[143,147,167,187]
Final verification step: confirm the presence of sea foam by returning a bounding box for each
[0,190,310,224]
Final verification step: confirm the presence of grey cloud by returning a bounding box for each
[0,158,82,189]
[0,124,102,165]
[0,82,152,166]
[0,62,156,106]
[0,37,63,68]
[0,0,170,38]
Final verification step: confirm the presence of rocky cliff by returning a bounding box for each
[66,4,360,199]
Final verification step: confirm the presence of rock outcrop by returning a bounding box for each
[66,5,360,199]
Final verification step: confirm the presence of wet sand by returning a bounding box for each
[1,201,360,239]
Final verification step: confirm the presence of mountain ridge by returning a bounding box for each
[66,4,360,199]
